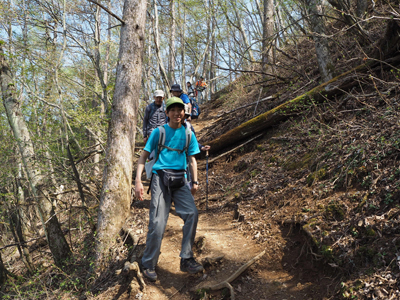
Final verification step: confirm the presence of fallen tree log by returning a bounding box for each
[192,250,266,300]
[205,53,400,154]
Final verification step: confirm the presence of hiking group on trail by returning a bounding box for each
[136,84,210,282]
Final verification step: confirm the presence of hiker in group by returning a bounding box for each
[142,90,167,145]
[170,84,191,119]
[187,81,196,103]
[183,104,210,153]
[187,82,201,121]
[195,76,207,104]
[135,97,203,282]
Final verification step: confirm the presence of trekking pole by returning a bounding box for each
[206,150,209,210]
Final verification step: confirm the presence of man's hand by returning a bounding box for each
[135,180,144,201]
[201,145,210,151]
[191,183,198,196]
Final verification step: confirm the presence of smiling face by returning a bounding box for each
[166,105,185,128]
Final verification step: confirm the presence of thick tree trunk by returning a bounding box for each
[0,45,71,267]
[95,0,147,274]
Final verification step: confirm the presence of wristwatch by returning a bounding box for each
[192,181,199,185]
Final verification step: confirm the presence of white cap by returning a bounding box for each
[154,90,165,97]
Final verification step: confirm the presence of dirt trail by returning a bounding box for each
[136,204,330,300]
[117,112,330,300]
[141,210,266,299]
[132,114,333,299]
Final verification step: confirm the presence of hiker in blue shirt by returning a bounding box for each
[135,97,203,282]
[142,90,166,145]
[170,84,192,121]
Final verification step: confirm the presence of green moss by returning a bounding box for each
[256,144,266,151]
[285,152,313,171]
[356,246,376,260]
[325,202,345,220]
[306,167,328,186]
[321,245,333,260]
[365,228,376,237]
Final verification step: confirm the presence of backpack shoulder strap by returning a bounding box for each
[184,122,192,154]
[147,125,165,195]
[154,125,166,163]
[156,124,191,155]
[149,102,158,119]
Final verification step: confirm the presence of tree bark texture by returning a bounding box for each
[0,45,71,267]
[262,0,274,73]
[152,0,170,94]
[303,0,334,83]
[205,54,400,153]
[168,0,176,86]
[95,0,147,274]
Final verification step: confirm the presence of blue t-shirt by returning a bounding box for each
[144,124,200,173]
[180,93,190,104]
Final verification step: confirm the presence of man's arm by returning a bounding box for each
[135,150,150,201]
[188,155,198,195]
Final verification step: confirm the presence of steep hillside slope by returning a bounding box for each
[191,17,400,300]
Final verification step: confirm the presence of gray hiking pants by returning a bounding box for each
[141,173,198,270]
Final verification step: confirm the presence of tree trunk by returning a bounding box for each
[262,0,274,74]
[0,253,7,286]
[180,6,186,89]
[152,0,170,94]
[0,45,71,267]
[304,0,334,83]
[232,0,255,65]
[94,0,147,274]
[168,0,176,86]
[210,7,217,96]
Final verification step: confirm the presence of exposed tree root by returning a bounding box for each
[115,230,145,291]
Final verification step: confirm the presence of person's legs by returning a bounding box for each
[141,174,172,270]
[197,92,202,104]
[173,186,204,274]
[172,185,198,259]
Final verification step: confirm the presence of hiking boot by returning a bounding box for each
[180,257,204,274]
[142,268,157,282]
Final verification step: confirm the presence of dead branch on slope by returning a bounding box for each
[192,250,266,300]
